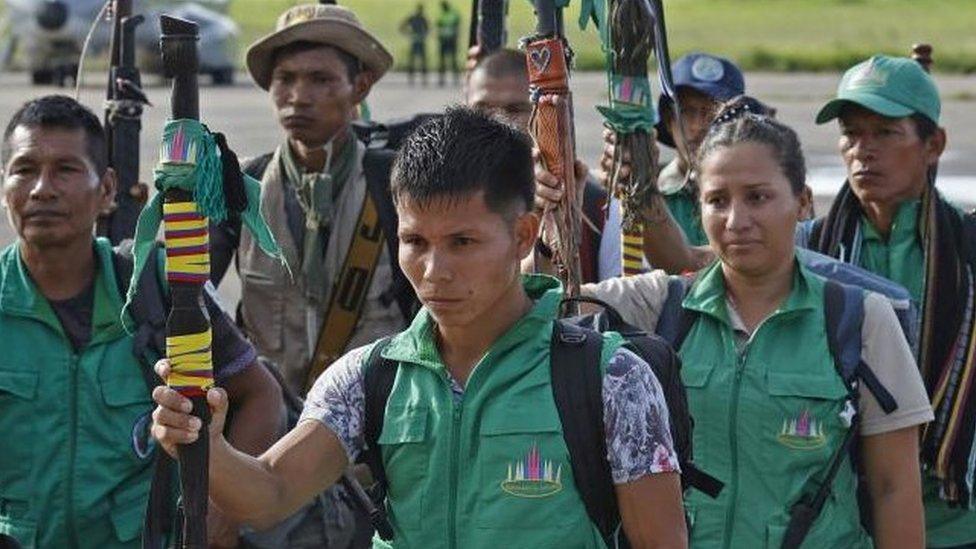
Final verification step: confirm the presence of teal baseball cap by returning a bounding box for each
[815,55,940,125]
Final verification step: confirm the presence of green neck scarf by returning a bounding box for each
[123,119,282,326]
[280,128,358,302]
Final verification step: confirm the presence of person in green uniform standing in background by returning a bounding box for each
[810,55,976,549]
[0,96,283,548]
[400,3,430,86]
[436,0,461,86]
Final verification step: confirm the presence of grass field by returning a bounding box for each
[229,0,976,73]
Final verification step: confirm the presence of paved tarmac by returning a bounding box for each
[0,70,973,306]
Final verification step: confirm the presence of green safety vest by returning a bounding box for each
[372,275,624,549]
[437,10,460,40]
[658,160,708,247]
[0,238,155,548]
[679,262,871,548]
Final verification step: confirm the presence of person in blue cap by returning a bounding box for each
[583,52,745,273]
[652,53,745,246]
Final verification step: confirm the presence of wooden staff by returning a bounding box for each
[912,43,933,72]
[912,43,938,182]
[159,15,210,549]
[524,0,582,300]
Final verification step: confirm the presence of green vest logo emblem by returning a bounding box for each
[777,410,827,450]
[501,444,563,498]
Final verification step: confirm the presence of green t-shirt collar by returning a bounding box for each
[0,237,125,343]
[682,259,819,328]
[860,199,921,244]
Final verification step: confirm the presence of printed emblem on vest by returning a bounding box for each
[501,444,563,498]
[848,61,887,89]
[777,410,827,450]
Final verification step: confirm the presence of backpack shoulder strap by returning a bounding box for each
[114,243,176,549]
[781,280,899,547]
[549,320,619,544]
[582,181,607,234]
[822,280,897,413]
[655,274,698,350]
[112,242,167,374]
[808,216,826,250]
[362,148,418,322]
[241,152,273,181]
[361,337,398,495]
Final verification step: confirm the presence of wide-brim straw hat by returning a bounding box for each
[246,4,393,90]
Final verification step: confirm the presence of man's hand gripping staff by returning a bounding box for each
[125,15,281,548]
[158,17,212,548]
[523,0,583,300]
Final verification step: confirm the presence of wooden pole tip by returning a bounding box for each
[911,43,933,72]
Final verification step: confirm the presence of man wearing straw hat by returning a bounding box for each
[208,4,408,546]
[211,4,407,399]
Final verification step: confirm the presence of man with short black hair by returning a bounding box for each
[151,107,688,549]
[0,95,281,548]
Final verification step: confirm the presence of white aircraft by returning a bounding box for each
[0,0,239,85]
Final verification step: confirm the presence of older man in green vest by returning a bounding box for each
[0,96,282,548]
[151,107,687,548]
[808,55,975,549]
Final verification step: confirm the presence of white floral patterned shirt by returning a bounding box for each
[301,345,680,484]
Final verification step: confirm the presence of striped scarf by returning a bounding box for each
[811,181,976,507]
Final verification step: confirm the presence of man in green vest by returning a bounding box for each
[809,55,975,549]
[150,107,687,548]
[0,95,283,548]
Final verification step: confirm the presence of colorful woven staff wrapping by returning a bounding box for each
[524,0,583,300]
[123,119,282,324]
[584,0,681,276]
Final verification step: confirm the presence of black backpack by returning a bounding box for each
[656,274,898,547]
[357,297,723,547]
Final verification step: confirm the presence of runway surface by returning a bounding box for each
[0,70,973,307]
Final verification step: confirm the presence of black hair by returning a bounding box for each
[271,41,362,82]
[391,106,534,218]
[2,95,107,177]
[472,48,527,81]
[838,102,939,142]
[697,113,806,196]
[910,112,938,141]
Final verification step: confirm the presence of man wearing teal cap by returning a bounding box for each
[808,54,976,549]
